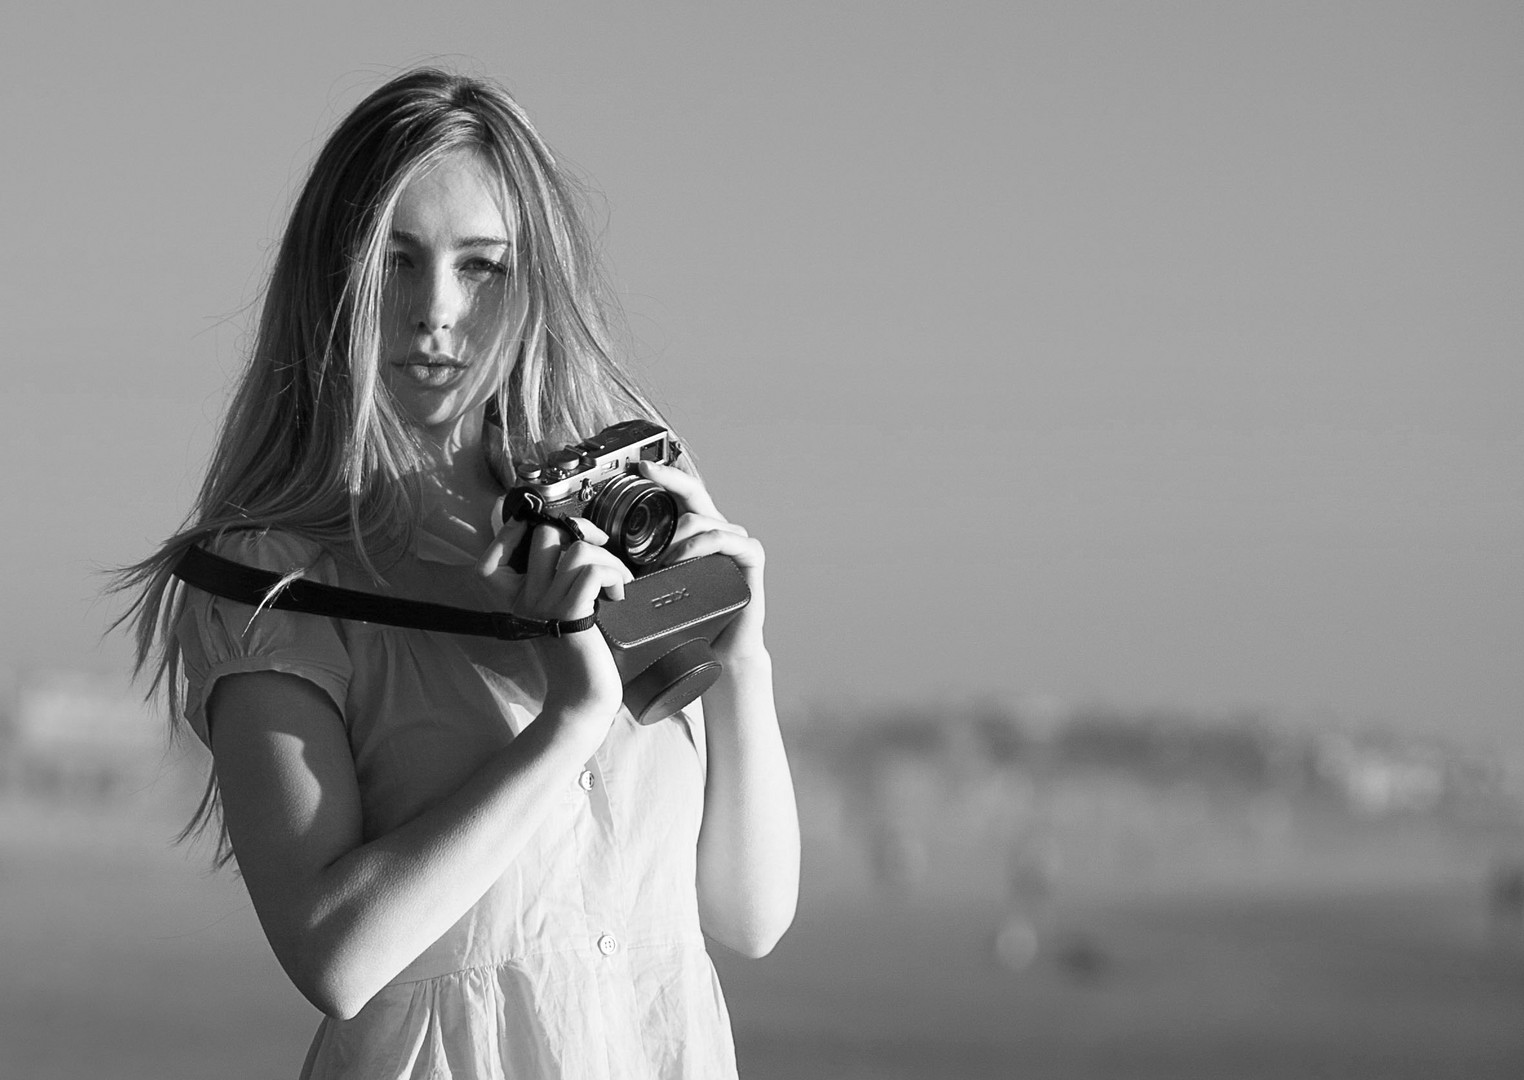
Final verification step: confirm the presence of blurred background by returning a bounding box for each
[2,2,1521,1077]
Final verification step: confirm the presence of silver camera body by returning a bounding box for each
[499,419,684,572]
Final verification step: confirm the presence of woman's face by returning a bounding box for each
[380,149,527,442]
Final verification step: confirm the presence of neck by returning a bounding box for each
[414,409,504,539]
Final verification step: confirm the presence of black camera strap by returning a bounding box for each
[172,546,598,640]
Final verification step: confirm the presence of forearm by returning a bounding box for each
[254,708,603,1018]
[695,651,800,957]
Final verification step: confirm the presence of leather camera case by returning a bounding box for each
[595,553,750,723]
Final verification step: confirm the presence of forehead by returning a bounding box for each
[391,149,513,241]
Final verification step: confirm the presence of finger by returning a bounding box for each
[524,524,567,596]
[477,516,531,577]
[521,538,631,619]
[564,516,610,548]
[555,538,636,580]
[552,539,635,593]
[551,560,634,619]
[662,531,765,571]
[667,512,747,552]
[638,460,723,520]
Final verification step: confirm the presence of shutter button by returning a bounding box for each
[578,769,596,792]
[597,933,618,956]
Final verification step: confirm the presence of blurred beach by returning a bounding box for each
[2,678,1522,1078]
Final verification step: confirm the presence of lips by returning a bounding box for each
[395,354,468,389]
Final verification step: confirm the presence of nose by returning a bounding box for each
[413,267,467,333]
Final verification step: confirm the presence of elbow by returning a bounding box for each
[263,908,396,1020]
[707,898,797,959]
[725,922,790,959]
[297,968,373,1022]
[308,987,368,1023]
[753,901,797,957]
[699,860,801,959]
[284,945,380,1022]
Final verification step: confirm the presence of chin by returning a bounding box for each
[408,400,488,442]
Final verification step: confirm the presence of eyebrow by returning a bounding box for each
[390,229,511,249]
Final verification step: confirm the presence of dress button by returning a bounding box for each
[596,933,618,956]
[578,769,596,792]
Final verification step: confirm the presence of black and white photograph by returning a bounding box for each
[1,3,1521,1078]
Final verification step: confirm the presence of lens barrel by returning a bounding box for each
[589,475,678,566]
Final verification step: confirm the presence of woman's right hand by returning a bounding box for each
[479,517,631,743]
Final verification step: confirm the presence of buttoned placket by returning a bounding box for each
[574,732,645,1076]
[582,748,625,956]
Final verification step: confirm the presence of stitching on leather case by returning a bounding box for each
[596,555,749,649]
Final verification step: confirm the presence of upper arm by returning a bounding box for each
[206,671,364,962]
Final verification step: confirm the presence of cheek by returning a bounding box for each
[379,287,412,345]
[470,282,516,323]
[501,291,531,349]
[463,286,528,346]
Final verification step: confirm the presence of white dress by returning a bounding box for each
[177,525,738,1080]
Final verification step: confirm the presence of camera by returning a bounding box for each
[485,414,751,724]
[493,418,682,573]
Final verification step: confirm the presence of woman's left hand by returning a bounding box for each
[638,460,767,664]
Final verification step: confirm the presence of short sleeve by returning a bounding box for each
[176,529,353,748]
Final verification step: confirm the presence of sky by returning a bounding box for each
[1,2,1520,752]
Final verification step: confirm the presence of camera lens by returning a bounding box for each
[589,475,677,566]
[624,501,652,538]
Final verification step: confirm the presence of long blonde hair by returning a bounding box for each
[114,68,674,854]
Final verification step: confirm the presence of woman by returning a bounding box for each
[117,67,798,1079]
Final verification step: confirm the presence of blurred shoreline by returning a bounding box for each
[3,673,1523,1078]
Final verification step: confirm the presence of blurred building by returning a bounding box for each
[789,697,1524,908]
[1,667,168,801]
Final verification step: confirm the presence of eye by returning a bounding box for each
[461,257,509,280]
[384,249,415,272]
